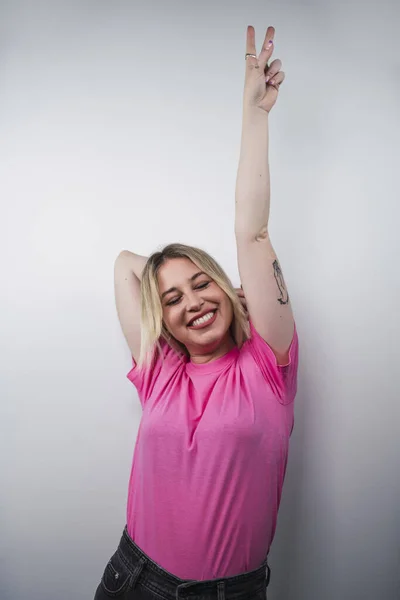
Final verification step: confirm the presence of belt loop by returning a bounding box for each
[266,564,271,587]
[217,580,225,600]
[129,556,146,590]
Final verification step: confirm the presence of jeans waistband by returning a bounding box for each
[117,526,271,600]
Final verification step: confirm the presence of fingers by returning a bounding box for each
[246,25,275,54]
[265,58,281,76]
[258,27,275,70]
[234,290,249,319]
[234,288,248,315]
[267,70,285,90]
[246,26,257,57]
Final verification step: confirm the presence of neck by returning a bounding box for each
[188,332,236,365]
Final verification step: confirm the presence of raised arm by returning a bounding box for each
[234,26,295,365]
[114,251,148,362]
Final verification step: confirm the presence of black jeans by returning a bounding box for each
[94,527,271,600]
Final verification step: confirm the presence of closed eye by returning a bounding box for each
[166,282,209,306]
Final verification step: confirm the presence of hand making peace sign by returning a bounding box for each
[243,25,285,114]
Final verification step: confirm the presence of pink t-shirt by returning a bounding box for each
[125,319,299,580]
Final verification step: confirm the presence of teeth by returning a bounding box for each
[190,311,215,326]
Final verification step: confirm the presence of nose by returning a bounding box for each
[185,289,204,311]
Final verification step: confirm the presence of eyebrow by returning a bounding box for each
[161,271,206,299]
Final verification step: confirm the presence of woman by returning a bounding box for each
[95,25,299,600]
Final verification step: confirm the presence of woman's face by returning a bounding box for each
[157,257,234,360]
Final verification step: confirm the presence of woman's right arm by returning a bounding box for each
[116,250,148,280]
[114,251,148,362]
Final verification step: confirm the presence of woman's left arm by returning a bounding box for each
[234,108,271,237]
[235,25,295,365]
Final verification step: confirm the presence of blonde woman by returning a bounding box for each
[94,25,299,600]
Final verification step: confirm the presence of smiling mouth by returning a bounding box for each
[187,309,217,328]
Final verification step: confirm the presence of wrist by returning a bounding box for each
[242,105,269,121]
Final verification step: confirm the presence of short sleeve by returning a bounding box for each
[126,338,184,408]
[246,319,299,405]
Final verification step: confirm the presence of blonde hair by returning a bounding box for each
[137,243,250,369]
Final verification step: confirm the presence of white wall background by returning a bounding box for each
[1,1,399,599]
